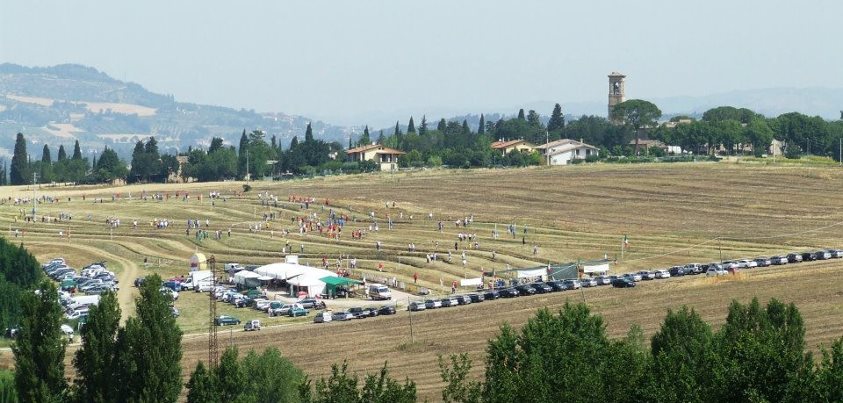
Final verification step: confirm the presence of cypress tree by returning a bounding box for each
[10,133,28,185]
[394,121,402,137]
[57,145,67,161]
[72,292,121,403]
[437,119,447,132]
[72,140,82,160]
[547,103,565,132]
[478,114,486,135]
[305,123,314,143]
[40,144,52,183]
[517,109,526,120]
[378,130,385,145]
[238,129,249,178]
[407,116,416,133]
[419,115,428,136]
[41,145,51,164]
[13,281,67,402]
[359,126,371,146]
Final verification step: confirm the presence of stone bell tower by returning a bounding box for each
[608,72,626,121]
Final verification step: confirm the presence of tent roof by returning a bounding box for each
[320,276,362,286]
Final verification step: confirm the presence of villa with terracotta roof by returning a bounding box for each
[346,144,405,171]
[490,139,536,156]
[536,139,599,165]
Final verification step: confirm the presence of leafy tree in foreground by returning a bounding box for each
[301,361,416,403]
[12,281,67,403]
[186,361,216,403]
[71,292,121,403]
[439,353,481,403]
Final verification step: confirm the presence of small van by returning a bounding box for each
[367,284,392,300]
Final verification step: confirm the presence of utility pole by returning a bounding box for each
[545,130,550,166]
[31,172,38,217]
[408,296,415,343]
[246,149,250,181]
[839,138,841,166]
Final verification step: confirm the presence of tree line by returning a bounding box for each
[3,103,843,186]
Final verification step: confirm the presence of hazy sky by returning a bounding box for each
[2,0,842,124]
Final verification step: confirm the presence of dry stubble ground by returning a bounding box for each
[2,162,843,400]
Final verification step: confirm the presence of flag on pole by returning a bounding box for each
[623,235,629,248]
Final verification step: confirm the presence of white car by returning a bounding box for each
[314,311,333,323]
[739,259,758,268]
[769,256,788,265]
[654,269,671,279]
[706,267,727,277]
[60,324,74,340]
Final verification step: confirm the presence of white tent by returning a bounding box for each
[253,256,337,297]
[233,270,261,286]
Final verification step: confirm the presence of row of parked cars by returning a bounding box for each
[313,305,397,323]
[664,249,843,277]
[43,258,119,295]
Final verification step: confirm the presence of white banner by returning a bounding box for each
[460,277,483,287]
[583,262,610,274]
[516,268,546,279]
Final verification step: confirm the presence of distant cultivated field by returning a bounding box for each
[2,162,843,400]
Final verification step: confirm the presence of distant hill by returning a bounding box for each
[0,63,349,159]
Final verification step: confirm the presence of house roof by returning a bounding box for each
[628,139,666,147]
[345,144,406,155]
[538,139,599,153]
[491,139,533,149]
[536,138,581,150]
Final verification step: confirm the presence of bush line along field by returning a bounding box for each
[2,162,843,400]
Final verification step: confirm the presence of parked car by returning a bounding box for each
[637,271,655,281]
[467,293,485,303]
[815,250,832,260]
[270,303,303,317]
[612,278,636,288]
[455,295,473,305]
[827,249,843,258]
[684,263,703,275]
[594,276,612,285]
[621,274,639,283]
[298,298,327,309]
[289,306,309,317]
[514,285,536,295]
[214,315,241,326]
[801,252,817,262]
[770,256,788,265]
[440,297,459,307]
[669,266,686,277]
[626,272,643,282]
[531,283,553,294]
[580,277,598,287]
[706,266,727,277]
[331,312,354,321]
[654,269,671,279]
[562,279,582,290]
[498,288,520,298]
[314,311,333,323]
[408,301,427,311]
[244,319,261,331]
[347,307,367,318]
[787,253,803,263]
[754,257,772,267]
[424,299,443,309]
[361,307,379,317]
[377,305,397,315]
[483,290,501,300]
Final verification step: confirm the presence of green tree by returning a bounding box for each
[526,110,542,128]
[186,361,216,403]
[815,337,843,402]
[240,347,304,403]
[301,361,416,403]
[10,133,28,185]
[57,145,67,161]
[209,137,225,154]
[612,99,662,154]
[419,115,428,136]
[547,103,565,133]
[477,114,485,135]
[358,126,371,147]
[237,129,249,178]
[437,118,447,132]
[0,370,17,403]
[216,347,244,402]
[40,144,52,183]
[115,274,183,402]
[439,354,481,403]
[517,108,525,120]
[745,118,774,156]
[72,140,82,160]
[72,292,121,403]
[94,147,127,182]
[13,281,67,403]
[407,116,416,133]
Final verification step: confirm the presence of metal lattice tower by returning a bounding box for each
[207,255,218,368]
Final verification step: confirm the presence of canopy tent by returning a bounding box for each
[319,276,362,298]
[234,270,262,289]
[253,257,337,297]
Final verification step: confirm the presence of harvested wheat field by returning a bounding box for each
[3,162,843,400]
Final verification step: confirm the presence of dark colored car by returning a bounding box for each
[440,298,459,307]
[815,251,831,260]
[801,252,816,262]
[214,315,241,326]
[362,307,379,317]
[669,266,686,277]
[455,295,472,305]
[298,298,327,309]
[611,278,636,288]
[483,290,501,300]
[377,305,396,315]
[514,285,536,296]
[347,307,367,319]
[546,281,567,291]
[531,283,553,294]
[467,293,485,303]
[787,253,803,263]
[498,288,520,298]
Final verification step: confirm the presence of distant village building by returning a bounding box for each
[168,155,193,183]
[490,139,536,156]
[536,139,599,165]
[626,139,683,155]
[346,144,405,171]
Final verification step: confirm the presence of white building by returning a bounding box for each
[536,139,599,165]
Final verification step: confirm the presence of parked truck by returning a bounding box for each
[183,270,214,291]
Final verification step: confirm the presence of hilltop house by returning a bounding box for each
[536,139,599,165]
[346,144,405,171]
[490,139,536,156]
